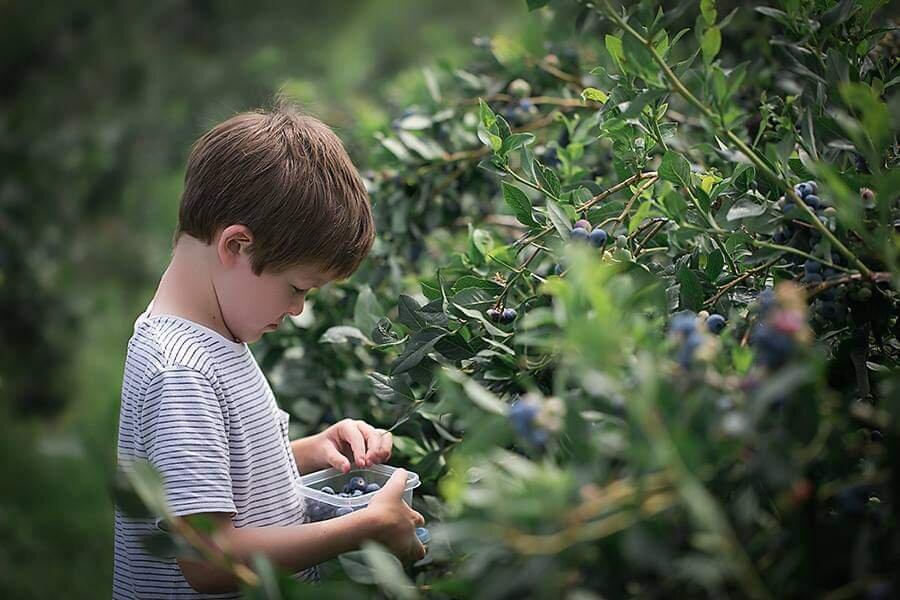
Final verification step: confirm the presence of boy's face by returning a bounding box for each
[213,226,337,344]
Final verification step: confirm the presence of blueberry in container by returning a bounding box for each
[298,464,420,522]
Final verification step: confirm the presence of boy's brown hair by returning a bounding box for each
[175,99,374,279]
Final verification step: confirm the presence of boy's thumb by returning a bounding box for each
[379,468,408,498]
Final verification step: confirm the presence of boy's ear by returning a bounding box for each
[216,224,254,267]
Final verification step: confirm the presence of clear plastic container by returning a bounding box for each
[298,464,420,522]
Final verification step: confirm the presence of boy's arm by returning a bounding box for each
[178,468,424,594]
[179,508,377,593]
[290,432,330,474]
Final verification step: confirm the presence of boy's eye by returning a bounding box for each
[291,285,307,295]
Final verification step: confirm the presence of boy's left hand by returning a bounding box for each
[318,419,393,473]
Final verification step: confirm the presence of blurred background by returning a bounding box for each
[0,1,528,596]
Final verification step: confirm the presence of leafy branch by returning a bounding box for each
[593,0,873,279]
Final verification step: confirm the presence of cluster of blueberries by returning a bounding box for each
[305,476,381,522]
[508,396,549,447]
[773,180,848,321]
[570,219,609,248]
[486,307,517,324]
[668,310,728,369]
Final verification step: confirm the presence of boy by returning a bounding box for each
[113,102,425,598]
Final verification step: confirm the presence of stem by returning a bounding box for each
[596,0,872,278]
[495,247,543,309]
[598,176,658,231]
[705,257,782,307]
[516,171,658,254]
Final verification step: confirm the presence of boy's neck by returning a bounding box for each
[149,236,239,343]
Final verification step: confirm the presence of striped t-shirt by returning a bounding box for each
[113,305,318,599]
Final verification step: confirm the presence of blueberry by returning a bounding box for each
[772,229,789,244]
[706,314,727,334]
[346,476,366,493]
[670,311,698,335]
[508,397,545,446]
[553,263,564,276]
[501,308,517,324]
[755,289,777,315]
[570,227,589,241]
[816,301,843,320]
[589,228,608,247]
[750,323,794,369]
[803,194,821,209]
[320,486,335,495]
[803,259,821,273]
[486,308,502,322]
[334,506,354,517]
[306,500,334,522]
[800,273,823,285]
[364,482,381,494]
[352,489,363,497]
[794,181,817,198]
[573,219,592,231]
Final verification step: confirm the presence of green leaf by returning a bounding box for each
[526,0,549,10]
[605,35,625,74]
[502,182,537,227]
[726,199,767,221]
[658,151,692,188]
[319,326,373,345]
[478,98,496,129]
[354,286,384,339]
[398,295,426,330]
[535,163,561,198]
[581,87,609,103]
[500,132,535,157]
[391,327,446,375]
[368,373,416,404]
[677,264,704,311]
[435,334,475,360]
[704,250,725,282]
[700,0,717,25]
[546,199,573,238]
[701,26,721,65]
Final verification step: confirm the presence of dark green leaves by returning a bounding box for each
[658,151,692,188]
[502,182,537,227]
[391,327,446,375]
[676,263,704,311]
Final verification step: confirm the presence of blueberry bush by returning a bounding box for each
[120,1,900,597]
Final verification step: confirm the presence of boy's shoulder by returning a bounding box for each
[126,307,250,386]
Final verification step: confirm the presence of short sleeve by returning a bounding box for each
[140,367,236,518]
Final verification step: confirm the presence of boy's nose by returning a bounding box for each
[287,300,304,317]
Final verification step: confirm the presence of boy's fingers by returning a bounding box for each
[378,468,407,498]
[358,423,381,465]
[323,445,351,473]
[377,430,393,463]
[339,420,368,468]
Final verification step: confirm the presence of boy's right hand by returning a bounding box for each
[364,468,426,562]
